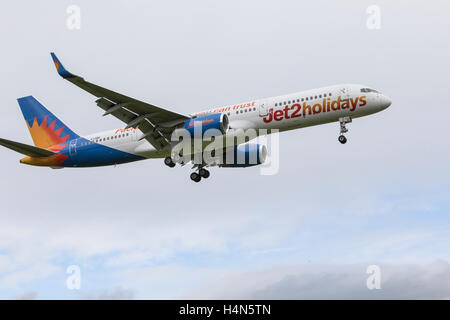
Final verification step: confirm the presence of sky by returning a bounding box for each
[0,0,450,299]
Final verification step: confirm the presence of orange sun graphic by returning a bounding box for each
[21,116,71,167]
[27,116,70,149]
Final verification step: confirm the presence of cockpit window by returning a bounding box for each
[361,88,380,93]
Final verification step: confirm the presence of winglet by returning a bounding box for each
[50,52,75,79]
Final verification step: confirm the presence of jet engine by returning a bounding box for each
[220,144,267,167]
[183,113,229,138]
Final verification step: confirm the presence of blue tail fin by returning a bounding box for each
[17,96,79,149]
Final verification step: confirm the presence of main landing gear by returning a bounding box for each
[338,116,352,144]
[164,157,211,182]
[190,168,210,183]
[164,157,176,168]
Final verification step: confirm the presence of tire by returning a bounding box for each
[164,157,174,167]
[190,172,201,182]
[338,135,347,144]
[199,168,210,178]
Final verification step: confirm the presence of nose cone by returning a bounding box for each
[379,95,392,109]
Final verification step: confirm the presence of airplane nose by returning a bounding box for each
[380,95,392,109]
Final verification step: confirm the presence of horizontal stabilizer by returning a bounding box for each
[0,137,56,157]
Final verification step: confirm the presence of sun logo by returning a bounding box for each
[26,116,70,150]
[54,60,60,72]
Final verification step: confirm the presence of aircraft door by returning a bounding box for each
[339,86,350,100]
[258,101,268,117]
[69,139,77,156]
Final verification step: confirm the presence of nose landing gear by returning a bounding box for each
[338,135,347,144]
[338,116,352,144]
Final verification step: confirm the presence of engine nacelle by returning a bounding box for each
[183,113,229,138]
[220,144,267,167]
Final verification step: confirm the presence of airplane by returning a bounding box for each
[0,53,391,182]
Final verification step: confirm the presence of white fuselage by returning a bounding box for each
[82,84,391,159]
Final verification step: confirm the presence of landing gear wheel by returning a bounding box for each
[338,135,347,144]
[338,117,351,144]
[190,172,201,182]
[199,168,210,178]
[164,157,176,168]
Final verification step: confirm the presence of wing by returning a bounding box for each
[50,53,190,150]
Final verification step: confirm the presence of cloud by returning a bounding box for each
[187,261,450,299]
[83,287,135,300]
[0,0,450,299]
[0,262,59,289]
[13,291,38,300]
